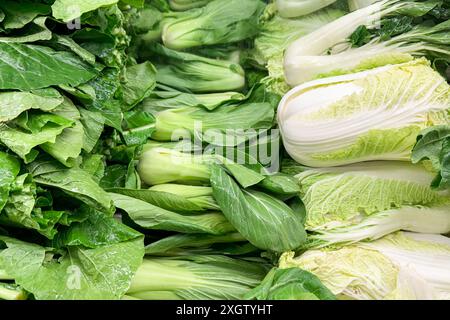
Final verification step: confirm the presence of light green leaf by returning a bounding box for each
[111,192,235,235]
[0,43,97,90]
[52,0,119,22]
[210,164,306,252]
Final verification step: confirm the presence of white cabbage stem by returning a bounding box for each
[275,0,338,18]
[309,206,450,248]
[348,0,379,11]
[284,0,405,86]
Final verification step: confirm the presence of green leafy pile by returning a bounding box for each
[0,0,150,300]
[1,0,449,302]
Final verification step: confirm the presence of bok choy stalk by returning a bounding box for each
[141,87,246,111]
[149,184,220,211]
[252,4,344,94]
[162,0,265,50]
[126,255,269,300]
[295,161,450,248]
[290,19,450,84]
[348,0,378,11]
[144,99,275,143]
[0,283,27,300]
[144,232,249,256]
[151,44,246,93]
[283,0,439,86]
[277,59,450,167]
[169,0,213,11]
[280,232,450,300]
[275,0,339,18]
[110,191,235,235]
[245,267,336,300]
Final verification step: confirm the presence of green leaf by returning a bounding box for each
[52,0,119,22]
[0,88,64,123]
[0,235,144,300]
[245,267,337,300]
[0,43,98,90]
[40,100,84,167]
[52,209,142,248]
[49,35,97,65]
[110,192,235,235]
[29,158,114,213]
[0,17,52,43]
[210,164,307,252]
[412,125,450,190]
[0,1,50,29]
[145,232,247,255]
[122,62,157,109]
[162,0,265,50]
[79,108,105,153]
[121,109,156,146]
[0,112,74,163]
[0,152,20,211]
[258,173,300,196]
[107,188,208,213]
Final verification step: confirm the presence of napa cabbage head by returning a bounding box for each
[278,59,450,167]
[283,0,439,86]
[279,231,450,300]
[295,161,450,248]
[284,19,450,85]
[252,4,344,95]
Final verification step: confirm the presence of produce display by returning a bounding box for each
[0,0,448,301]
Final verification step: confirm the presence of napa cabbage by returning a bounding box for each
[278,59,449,167]
[280,232,450,300]
[295,161,450,248]
[283,0,442,86]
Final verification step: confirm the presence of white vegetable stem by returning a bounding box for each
[275,0,338,18]
[284,0,403,86]
[348,0,379,11]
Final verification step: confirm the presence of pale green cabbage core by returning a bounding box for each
[254,5,344,95]
[295,161,450,247]
[297,161,449,228]
[280,232,450,300]
[278,59,450,167]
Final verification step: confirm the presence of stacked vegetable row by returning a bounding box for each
[111,0,313,299]
[275,0,450,299]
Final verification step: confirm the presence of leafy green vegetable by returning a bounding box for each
[162,0,264,50]
[52,0,119,22]
[0,234,144,300]
[0,43,98,90]
[29,158,114,214]
[412,125,450,190]
[127,255,268,300]
[283,0,443,86]
[245,267,336,300]
[150,44,246,93]
[168,0,212,11]
[145,232,247,256]
[111,192,235,235]
[210,164,306,252]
